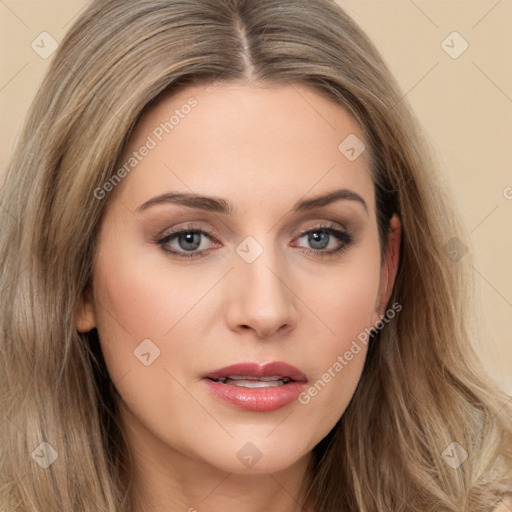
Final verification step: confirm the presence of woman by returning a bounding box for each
[1,1,511,511]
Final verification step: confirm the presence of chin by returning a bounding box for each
[193,433,315,475]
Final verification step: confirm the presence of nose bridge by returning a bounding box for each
[227,233,297,336]
[236,234,288,302]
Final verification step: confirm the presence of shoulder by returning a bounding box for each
[493,493,512,511]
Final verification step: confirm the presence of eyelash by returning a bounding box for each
[156,223,354,259]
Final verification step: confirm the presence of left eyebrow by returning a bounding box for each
[136,188,369,216]
[294,188,368,216]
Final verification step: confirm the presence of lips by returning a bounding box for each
[201,362,308,412]
[202,361,308,385]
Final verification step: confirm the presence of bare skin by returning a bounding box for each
[76,81,401,512]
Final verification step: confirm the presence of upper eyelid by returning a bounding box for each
[157,215,350,235]
[157,224,220,243]
[158,222,348,238]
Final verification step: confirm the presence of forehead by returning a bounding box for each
[114,81,375,218]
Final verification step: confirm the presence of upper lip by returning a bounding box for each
[202,362,308,383]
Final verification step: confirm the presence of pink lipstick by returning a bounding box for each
[202,361,307,412]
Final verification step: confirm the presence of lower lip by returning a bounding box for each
[202,379,306,412]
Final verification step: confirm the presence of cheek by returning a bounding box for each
[309,241,381,343]
[91,251,206,381]
[297,302,372,439]
[90,251,212,449]
[297,246,381,426]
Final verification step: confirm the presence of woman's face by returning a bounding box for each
[77,81,400,479]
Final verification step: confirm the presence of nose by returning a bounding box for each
[225,244,298,339]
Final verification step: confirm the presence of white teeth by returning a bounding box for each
[229,379,282,388]
[212,376,292,387]
[226,375,283,381]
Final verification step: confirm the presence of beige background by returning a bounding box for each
[1,1,511,393]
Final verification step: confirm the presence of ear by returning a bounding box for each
[75,287,96,333]
[371,213,401,327]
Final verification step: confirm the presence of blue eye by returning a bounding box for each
[157,228,214,258]
[156,223,354,259]
[294,224,353,256]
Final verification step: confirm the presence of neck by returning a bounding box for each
[128,450,316,512]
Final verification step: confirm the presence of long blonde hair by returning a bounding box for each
[1,1,510,510]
